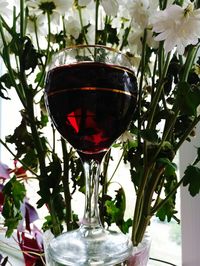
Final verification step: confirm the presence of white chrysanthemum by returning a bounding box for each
[128,26,157,55]
[112,0,131,24]
[27,15,48,39]
[128,27,144,54]
[0,1,13,51]
[53,0,73,14]
[129,0,159,29]
[119,131,133,143]
[0,1,12,19]
[80,0,119,16]
[27,0,74,34]
[0,29,12,52]
[65,16,81,39]
[27,0,73,16]
[78,0,91,6]
[151,3,200,55]
[101,0,119,17]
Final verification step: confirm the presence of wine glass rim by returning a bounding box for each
[47,44,135,73]
[57,44,127,57]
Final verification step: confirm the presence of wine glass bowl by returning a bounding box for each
[45,45,137,265]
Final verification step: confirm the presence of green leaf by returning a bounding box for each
[22,149,38,171]
[51,192,65,220]
[0,73,12,100]
[6,119,33,158]
[2,177,26,237]
[105,201,120,223]
[46,153,62,188]
[130,169,141,187]
[156,198,177,222]
[140,129,159,143]
[0,73,13,99]
[105,188,126,229]
[40,111,49,127]
[198,147,200,160]
[121,218,133,234]
[97,24,119,46]
[21,37,38,71]
[176,82,200,116]
[158,158,177,177]
[112,143,121,148]
[105,24,119,45]
[0,73,13,89]
[0,82,10,99]
[193,147,200,166]
[183,165,200,196]
[12,181,26,209]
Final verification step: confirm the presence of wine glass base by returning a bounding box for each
[47,226,133,266]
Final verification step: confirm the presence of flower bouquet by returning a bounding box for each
[0,0,200,265]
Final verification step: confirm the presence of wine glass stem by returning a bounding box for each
[81,159,102,228]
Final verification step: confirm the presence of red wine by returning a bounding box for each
[45,62,137,158]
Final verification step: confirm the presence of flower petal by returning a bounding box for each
[101,0,119,16]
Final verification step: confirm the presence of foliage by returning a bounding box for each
[0,3,200,265]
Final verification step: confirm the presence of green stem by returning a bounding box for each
[137,29,147,145]
[78,7,89,45]
[147,51,171,130]
[144,166,165,214]
[159,0,168,10]
[175,115,200,152]
[35,12,52,92]
[180,45,199,82]
[151,108,179,164]
[151,52,158,97]
[119,24,131,51]
[108,148,125,184]
[0,18,27,108]
[134,167,166,244]
[49,197,62,236]
[20,0,25,38]
[134,216,151,245]
[151,177,183,215]
[61,138,73,231]
[99,150,110,225]
[33,18,43,65]
[95,0,100,44]
[153,177,165,210]
[131,166,151,244]
[0,138,38,177]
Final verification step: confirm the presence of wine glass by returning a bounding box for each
[44,45,138,266]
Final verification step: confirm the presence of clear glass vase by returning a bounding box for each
[44,231,151,266]
[121,234,151,266]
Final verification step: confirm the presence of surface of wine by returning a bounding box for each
[45,62,137,156]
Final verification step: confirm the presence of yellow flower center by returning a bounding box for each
[184,3,194,18]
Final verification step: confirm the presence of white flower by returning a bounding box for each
[78,0,91,6]
[0,30,12,52]
[128,26,157,55]
[80,0,119,16]
[0,1,12,19]
[27,0,73,16]
[129,0,159,30]
[101,0,119,17]
[27,15,48,46]
[52,0,73,15]
[128,27,144,54]
[65,16,81,39]
[151,3,200,55]
[27,0,74,34]
[0,1,13,51]
[119,131,133,143]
